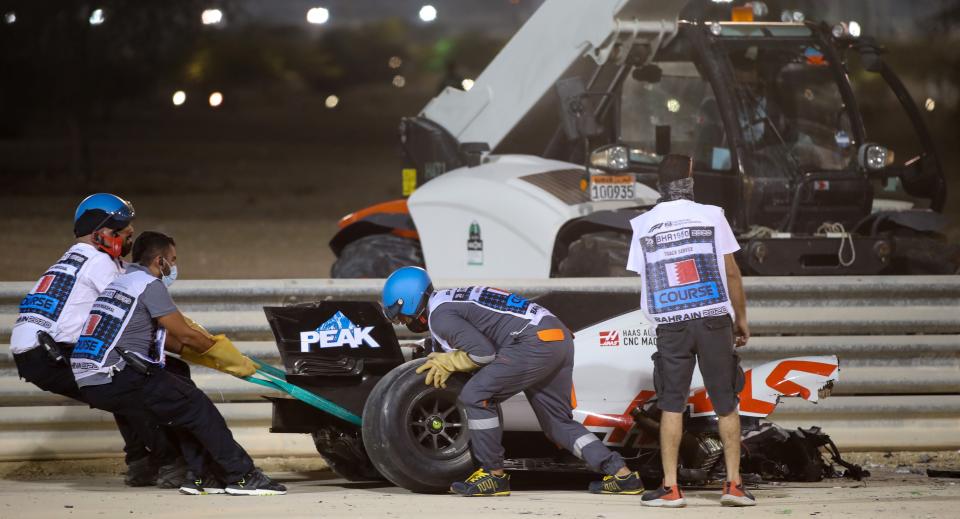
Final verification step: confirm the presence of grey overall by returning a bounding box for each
[430,301,625,475]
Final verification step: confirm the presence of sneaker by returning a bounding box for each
[225,468,287,496]
[721,480,756,506]
[588,471,643,494]
[179,472,227,496]
[449,468,511,497]
[124,457,157,487]
[641,485,686,508]
[156,459,188,489]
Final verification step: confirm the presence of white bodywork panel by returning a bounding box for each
[422,0,683,150]
[499,308,841,437]
[407,155,660,279]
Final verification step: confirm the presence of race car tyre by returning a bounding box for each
[331,234,424,278]
[311,425,384,482]
[363,359,493,493]
[556,231,632,277]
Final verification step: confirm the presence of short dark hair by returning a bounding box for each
[658,154,693,184]
[132,231,176,266]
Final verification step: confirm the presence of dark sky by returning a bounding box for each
[235,0,543,35]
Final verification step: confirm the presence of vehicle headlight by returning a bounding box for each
[858,143,895,171]
[832,20,861,39]
[590,144,630,171]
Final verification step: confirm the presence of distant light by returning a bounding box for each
[89,8,105,26]
[418,5,437,22]
[710,0,733,3]
[208,91,223,107]
[325,95,339,108]
[388,56,403,69]
[392,75,406,88]
[172,91,187,106]
[461,78,475,91]
[782,9,805,22]
[848,20,861,38]
[3,12,15,24]
[306,7,329,25]
[667,98,680,113]
[925,98,935,112]
[202,8,223,25]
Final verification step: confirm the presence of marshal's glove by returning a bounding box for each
[179,334,256,378]
[182,314,213,339]
[415,350,480,389]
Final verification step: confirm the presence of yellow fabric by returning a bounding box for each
[182,314,213,339]
[179,334,256,378]
[414,350,480,388]
[536,328,565,342]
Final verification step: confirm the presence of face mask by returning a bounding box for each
[405,313,429,334]
[160,258,178,287]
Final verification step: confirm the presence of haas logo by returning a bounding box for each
[599,330,620,347]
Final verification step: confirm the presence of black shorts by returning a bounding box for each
[652,316,744,415]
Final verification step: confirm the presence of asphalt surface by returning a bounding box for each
[1,467,958,519]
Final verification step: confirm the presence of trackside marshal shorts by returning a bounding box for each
[652,316,745,415]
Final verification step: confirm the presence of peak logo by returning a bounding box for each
[300,311,380,352]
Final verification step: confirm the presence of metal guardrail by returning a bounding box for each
[0,276,958,459]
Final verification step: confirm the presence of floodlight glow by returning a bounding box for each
[393,75,406,88]
[325,95,339,108]
[667,99,680,113]
[388,56,403,69]
[306,7,329,25]
[89,8,105,26]
[208,92,223,107]
[202,9,223,25]
[848,20,861,38]
[172,91,186,106]
[419,5,437,22]
[925,98,935,112]
[3,12,15,24]
[461,78,475,91]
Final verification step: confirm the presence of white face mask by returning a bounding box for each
[160,258,178,287]
[162,265,178,287]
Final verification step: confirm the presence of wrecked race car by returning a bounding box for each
[262,291,864,492]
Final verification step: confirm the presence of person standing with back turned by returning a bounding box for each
[626,155,755,507]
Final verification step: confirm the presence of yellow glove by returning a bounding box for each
[415,350,481,389]
[182,314,213,339]
[179,334,256,378]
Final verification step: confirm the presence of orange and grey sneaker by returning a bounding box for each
[721,480,757,506]
[450,468,511,497]
[641,485,686,507]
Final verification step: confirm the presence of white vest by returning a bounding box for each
[11,246,97,353]
[427,286,553,351]
[71,270,166,381]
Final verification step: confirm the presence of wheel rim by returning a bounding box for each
[406,388,469,460]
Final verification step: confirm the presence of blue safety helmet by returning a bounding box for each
[382,266,433,322]
[73,193,136,237]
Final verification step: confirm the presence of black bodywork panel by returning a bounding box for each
[264,302,406,420]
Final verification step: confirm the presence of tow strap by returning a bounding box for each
[243,356,362,426]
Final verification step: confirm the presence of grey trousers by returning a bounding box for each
[457,323,626,474]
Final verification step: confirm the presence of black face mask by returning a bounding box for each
[405,313,429,334]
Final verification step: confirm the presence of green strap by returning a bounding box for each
[243,362,362,426]
[249,356,287,380]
